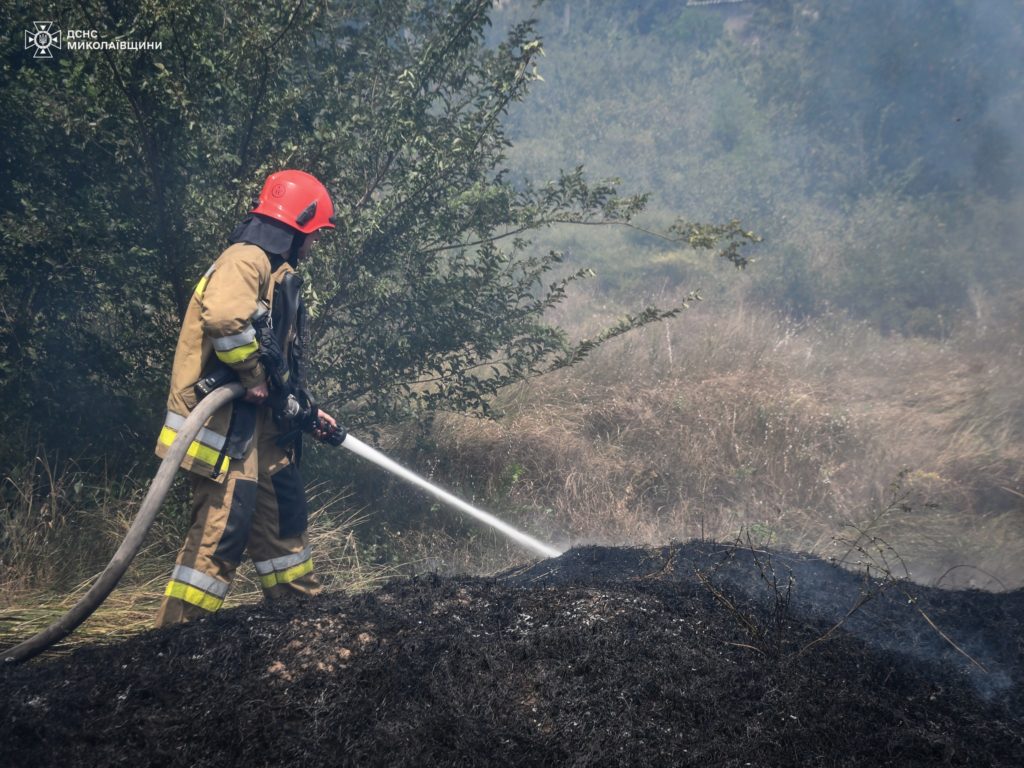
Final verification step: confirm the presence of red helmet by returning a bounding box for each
[251,170,336,234]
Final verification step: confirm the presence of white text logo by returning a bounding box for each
[22,22,162,58]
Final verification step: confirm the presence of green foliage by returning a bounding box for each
[1,0,333,456]
[0,0,753,461]
[670,9,724,51]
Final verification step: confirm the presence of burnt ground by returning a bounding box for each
[2,542,1023,767]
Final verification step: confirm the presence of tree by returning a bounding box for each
[0,0,754,464]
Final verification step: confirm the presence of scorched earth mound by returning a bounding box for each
[3,543,1023,767]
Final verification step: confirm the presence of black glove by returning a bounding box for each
[311,412,347,446]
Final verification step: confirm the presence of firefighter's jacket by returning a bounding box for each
[155,243,294,481]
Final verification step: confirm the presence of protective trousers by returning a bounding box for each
[156,406,321,627]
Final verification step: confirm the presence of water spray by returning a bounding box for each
[313,414,561,557]
[338,434,563,559]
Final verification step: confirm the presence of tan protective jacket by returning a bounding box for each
[154,242,295,480]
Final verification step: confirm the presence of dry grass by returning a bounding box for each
[0,470,391,655]
[0,458,144,596]
[376,291,1024,590]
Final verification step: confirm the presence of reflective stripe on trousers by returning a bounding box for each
[253,546,314,588]
[164,564,230,612]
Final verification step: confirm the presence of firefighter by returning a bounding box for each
[154,170,339,627]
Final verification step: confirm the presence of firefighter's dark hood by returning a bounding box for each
[228,214,299,257]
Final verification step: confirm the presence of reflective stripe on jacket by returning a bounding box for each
[155,242,296,480]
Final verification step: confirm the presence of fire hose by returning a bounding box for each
[3,385,561,665]
[3,384,243,665]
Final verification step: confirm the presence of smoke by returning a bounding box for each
[962,0,1024,197]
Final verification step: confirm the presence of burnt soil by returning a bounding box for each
[3,542,1023,767]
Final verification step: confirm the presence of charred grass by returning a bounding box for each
[2,543,1022,767]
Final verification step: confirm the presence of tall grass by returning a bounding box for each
[0,460,389,655]
[370,291,1024,590]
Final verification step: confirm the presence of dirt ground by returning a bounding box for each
[2,543,1022,767]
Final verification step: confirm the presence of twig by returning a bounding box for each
[635,549,679,581]
[796,592,875,657]
[696,570,761,641]
[725,641,766,656]
[913,604,988,674]
[933,564,1007,591]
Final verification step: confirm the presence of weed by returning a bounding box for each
[695,532,796,659]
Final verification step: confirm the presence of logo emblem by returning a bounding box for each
[271,183,287,198]
[25,21,61,59]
